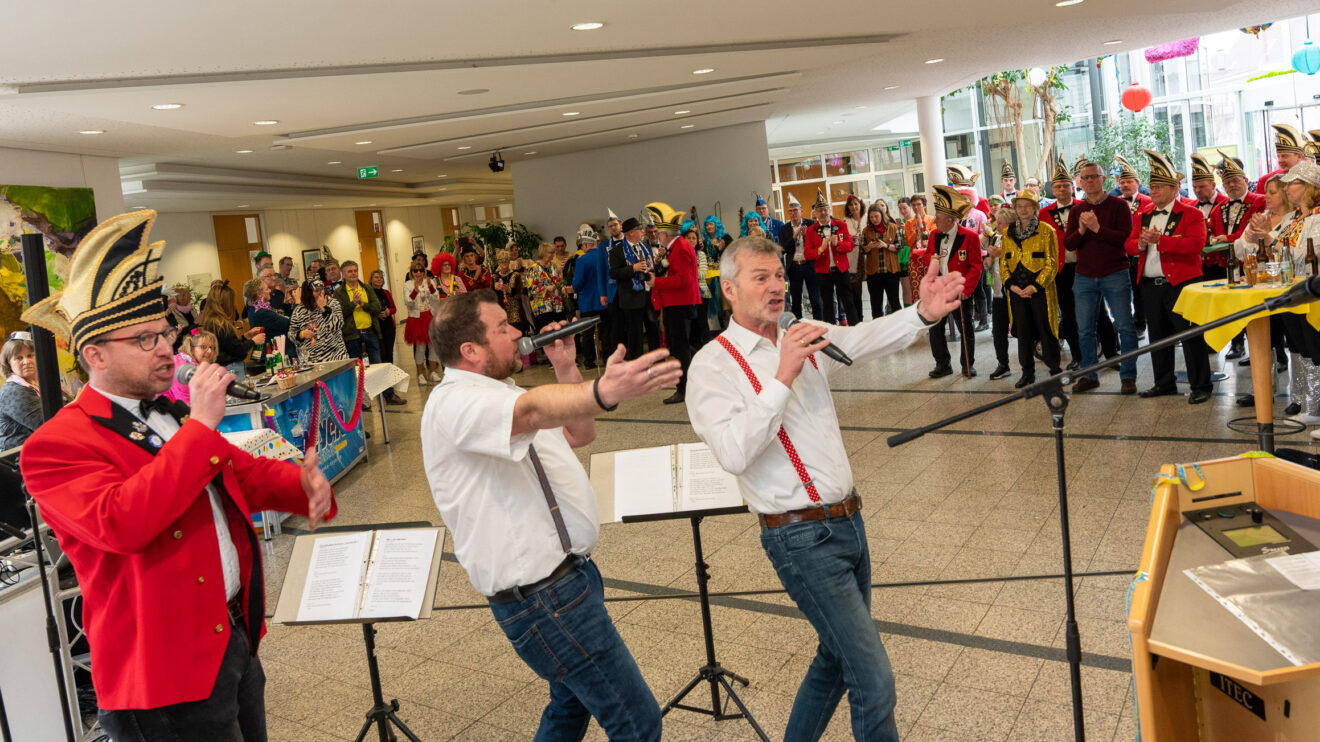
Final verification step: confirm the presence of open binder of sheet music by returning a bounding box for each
[611,443,744,520]
[279,527,441,624]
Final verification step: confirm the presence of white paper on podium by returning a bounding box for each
[613,446,675,519]
[359,529,440,619]
[1267,551,1320,590]
[676,443,742,511]
[297,531,371,622]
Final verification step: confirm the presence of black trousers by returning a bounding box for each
[1009,291,1062,377]
[972,278,991,322]
[99,620,265,742]
[788,262,823,319]
[661,304,700,394]
[379,317,396,364]
[848,273,865,324]
[820,268,858,325]
[620,306,648,360]
[867,273,902,317]
[1057,265,1118,359]
[1130,258,1147,331]
[1142,278,1211,392]
[578,309,604,366]
[991,295,1010,366]
[930,301,976,370]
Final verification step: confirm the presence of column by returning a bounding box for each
[917,95,946,195]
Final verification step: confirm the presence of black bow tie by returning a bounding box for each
[1198,201,1213,207]
[1229,199,1242,206]
[1152,209,1169,216]
[139,396,174,419]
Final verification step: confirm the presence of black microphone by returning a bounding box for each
[1264,275,1320,311]
[517,315,602,355]
[175,363,268,401]
[778,312,853,366]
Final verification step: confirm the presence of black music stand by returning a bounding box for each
[622,506,769,742]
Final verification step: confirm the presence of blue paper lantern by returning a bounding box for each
[1294,41,1320,75]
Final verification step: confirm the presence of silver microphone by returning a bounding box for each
[778,312,853,366]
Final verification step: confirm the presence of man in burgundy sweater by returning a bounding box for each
[1063,160,1139,394]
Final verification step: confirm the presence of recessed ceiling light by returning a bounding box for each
[457,88,489,95]
[369,203,377,206]
[1103,39,1122,45]
[439,187,447,191]
[524,151,537,155]
[562,111,581,117]
[680,124,695,129]
[467,198,475,202]
[884,85,901,91]
[237,204,250,208]
[457,146,472,150]
[391,168,403,172]
[628,133,639,138]
[313,204,323,207]
[236,149,254,154]
[355,140,373,145]
[925,58,944,64]
[78,130,104,135]
[570,22,604,30]
[832,120,845,125]
[855,105,867,110]
[328,160,341,164]
[1055,0,1083,5]
[692,68,715,75]
[253,119,279,126]
[674,110,691,115]
[437,173,447,177]
[151,103,183,110]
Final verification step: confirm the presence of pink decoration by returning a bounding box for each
[1145,38,1200,63]
[1121,83,1153,113]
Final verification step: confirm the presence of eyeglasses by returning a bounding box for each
[94,327,180,352]
[1078,174,1102,180]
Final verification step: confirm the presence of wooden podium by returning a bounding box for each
[1129,455,1320,740]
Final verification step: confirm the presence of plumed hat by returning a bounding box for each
[1001,161,1016,179]
[1272,124,1304,155]
[643,201,684,230]
[1307,130,1320,159]
[812,189,828,210]
[22,210,167,351]
[1144,150,1183,187]
[1114,155,1139,181]
[575,223,598,244]
[1051,156,1072,186]
[931,185,972,220]
[1189,153,1215,183]
[1215,150,1247,181]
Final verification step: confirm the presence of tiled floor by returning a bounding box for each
[258,324,1313,741]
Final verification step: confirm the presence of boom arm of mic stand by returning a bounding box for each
[888,297,1287,448]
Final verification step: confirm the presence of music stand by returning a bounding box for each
[273,521,443,742]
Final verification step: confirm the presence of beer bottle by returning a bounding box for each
[1307,238,1318,278]
[1226,242,1239,285]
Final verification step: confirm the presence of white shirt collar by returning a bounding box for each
[723,316,780,356]
[90,384,153,420]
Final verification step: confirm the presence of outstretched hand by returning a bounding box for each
[917,268,965,324]
[595,345,682,407]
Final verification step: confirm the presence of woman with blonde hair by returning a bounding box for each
[1259,165,1320,427]
[198,282,264,366]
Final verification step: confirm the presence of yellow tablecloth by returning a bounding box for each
[1172,279,1320,351]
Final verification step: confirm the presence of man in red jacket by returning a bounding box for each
[1256,124,1308,195]
[1125,151,1212,404]
[645,201,702,404]
[1190,153,1228,278]
[1210,151,1267,360]
[20,210,335,741]
[924,185,984,378]
[803,189,859,325]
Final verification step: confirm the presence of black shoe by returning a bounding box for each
[1236,394,1255,407]
[1073,377,1100,393]
[1285,402,1302,415]
[1225,348,1244,360]
[962,367,977,378]
[1066,360,1080,371]
[1238,357,1252,367]
[385,396,407,406]
[989,364,1012,380]
[1139,386,1178,398]
[1014,376,1035,389]
[929,365,954,378]
[1188,389,1212,405]
[975,321,990,332]
[662,392,685,405]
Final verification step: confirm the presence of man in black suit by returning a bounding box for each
[777,193,822,319]
[608,216,657,359]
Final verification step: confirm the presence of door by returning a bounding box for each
[212,213,265,288]
[780,181,827,221]
[353,209,388,281]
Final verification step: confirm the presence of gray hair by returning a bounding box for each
[719,236,783,283]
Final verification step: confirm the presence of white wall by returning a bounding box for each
[0,146,123,220]
[510,122,772,238]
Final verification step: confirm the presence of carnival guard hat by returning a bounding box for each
[1011,189,1040,208]
[1143,150,1183,187]
[1001,161,1015,179]
[1215,150,1247,181]
[644,202,684,230]
[1272,124,1304,155]
[931,185,973,220]
[811,189,829,211]
[1050,157,1072,186]
[23,210,168,351]
[1114,155,1139,182]
[1072,154,1091,177]
[576,223,598,244]
[1189,153,1215,183]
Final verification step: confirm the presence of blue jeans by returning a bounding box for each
[761,511,898,742]
[1073,270,1138,380]
[489,558,661,742]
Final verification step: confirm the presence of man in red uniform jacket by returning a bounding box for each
[1125,151,1212,405]
[1209,151,1267,360]
[1189,153,1229,277]
[1256,124,1308,194]
[19,210,335,740]
[803,189,858,325]
[644,201,702,405]
[923,184,984,378]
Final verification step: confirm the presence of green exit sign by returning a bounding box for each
[899,139,912,147]
[358,166,379,179]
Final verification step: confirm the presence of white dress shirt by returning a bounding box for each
[1143,207,1172,278]
[938,232,956,274]
[687,307,927,514]
[420,368,598,596]
[94,386,240,600]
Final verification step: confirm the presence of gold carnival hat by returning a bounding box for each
[1189,153,1215,183]
[811,189,829,210]
[1216,149,1247,181]
[1272,124,1304,155]
[1114,155,1139,181]
[1144,150,1183,188]
[22,210,167,351]
[643,201,684,230]
[1072,154,1092,177]
[931,184,973,220]
[1011,189,1040,208]
[1051,156,1072,186]
[1001,161,1015,179]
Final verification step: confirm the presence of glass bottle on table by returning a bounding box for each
[1306,238,1319,278]
[1226,241,1239,285]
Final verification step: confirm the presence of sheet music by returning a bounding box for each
[296,531,371,622]
[613,446,675,519]
[1266,551,1320,591]
[359,529,439,619]
[676,443,743,511]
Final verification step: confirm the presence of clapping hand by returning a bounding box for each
[1079,211,1100,233]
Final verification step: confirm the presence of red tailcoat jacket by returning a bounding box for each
[651,236,702,307]
[922,225,984,298]
[803,218,854,274]
[1209,192,1267,248]
[1124,200,1208,286]
[20,387,337,710]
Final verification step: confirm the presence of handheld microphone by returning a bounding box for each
[175,364,268,401]
[517,315,602,356]
[1264,275,1320,311]
[778,312,853,366]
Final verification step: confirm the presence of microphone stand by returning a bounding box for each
[887,283,1318,742]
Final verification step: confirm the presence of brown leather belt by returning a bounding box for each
[792,259,810,265]
[487,554,585,604]
[759,493,861,529]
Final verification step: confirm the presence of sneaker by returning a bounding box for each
[429,371,442,382]
[989,364,1012,380]
[417,375,427,387]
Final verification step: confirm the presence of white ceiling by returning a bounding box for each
[2,0,1311,212]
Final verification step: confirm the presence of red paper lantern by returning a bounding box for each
[1121,82,1153,112]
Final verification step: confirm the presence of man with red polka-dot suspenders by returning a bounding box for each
[687,235,964,741]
